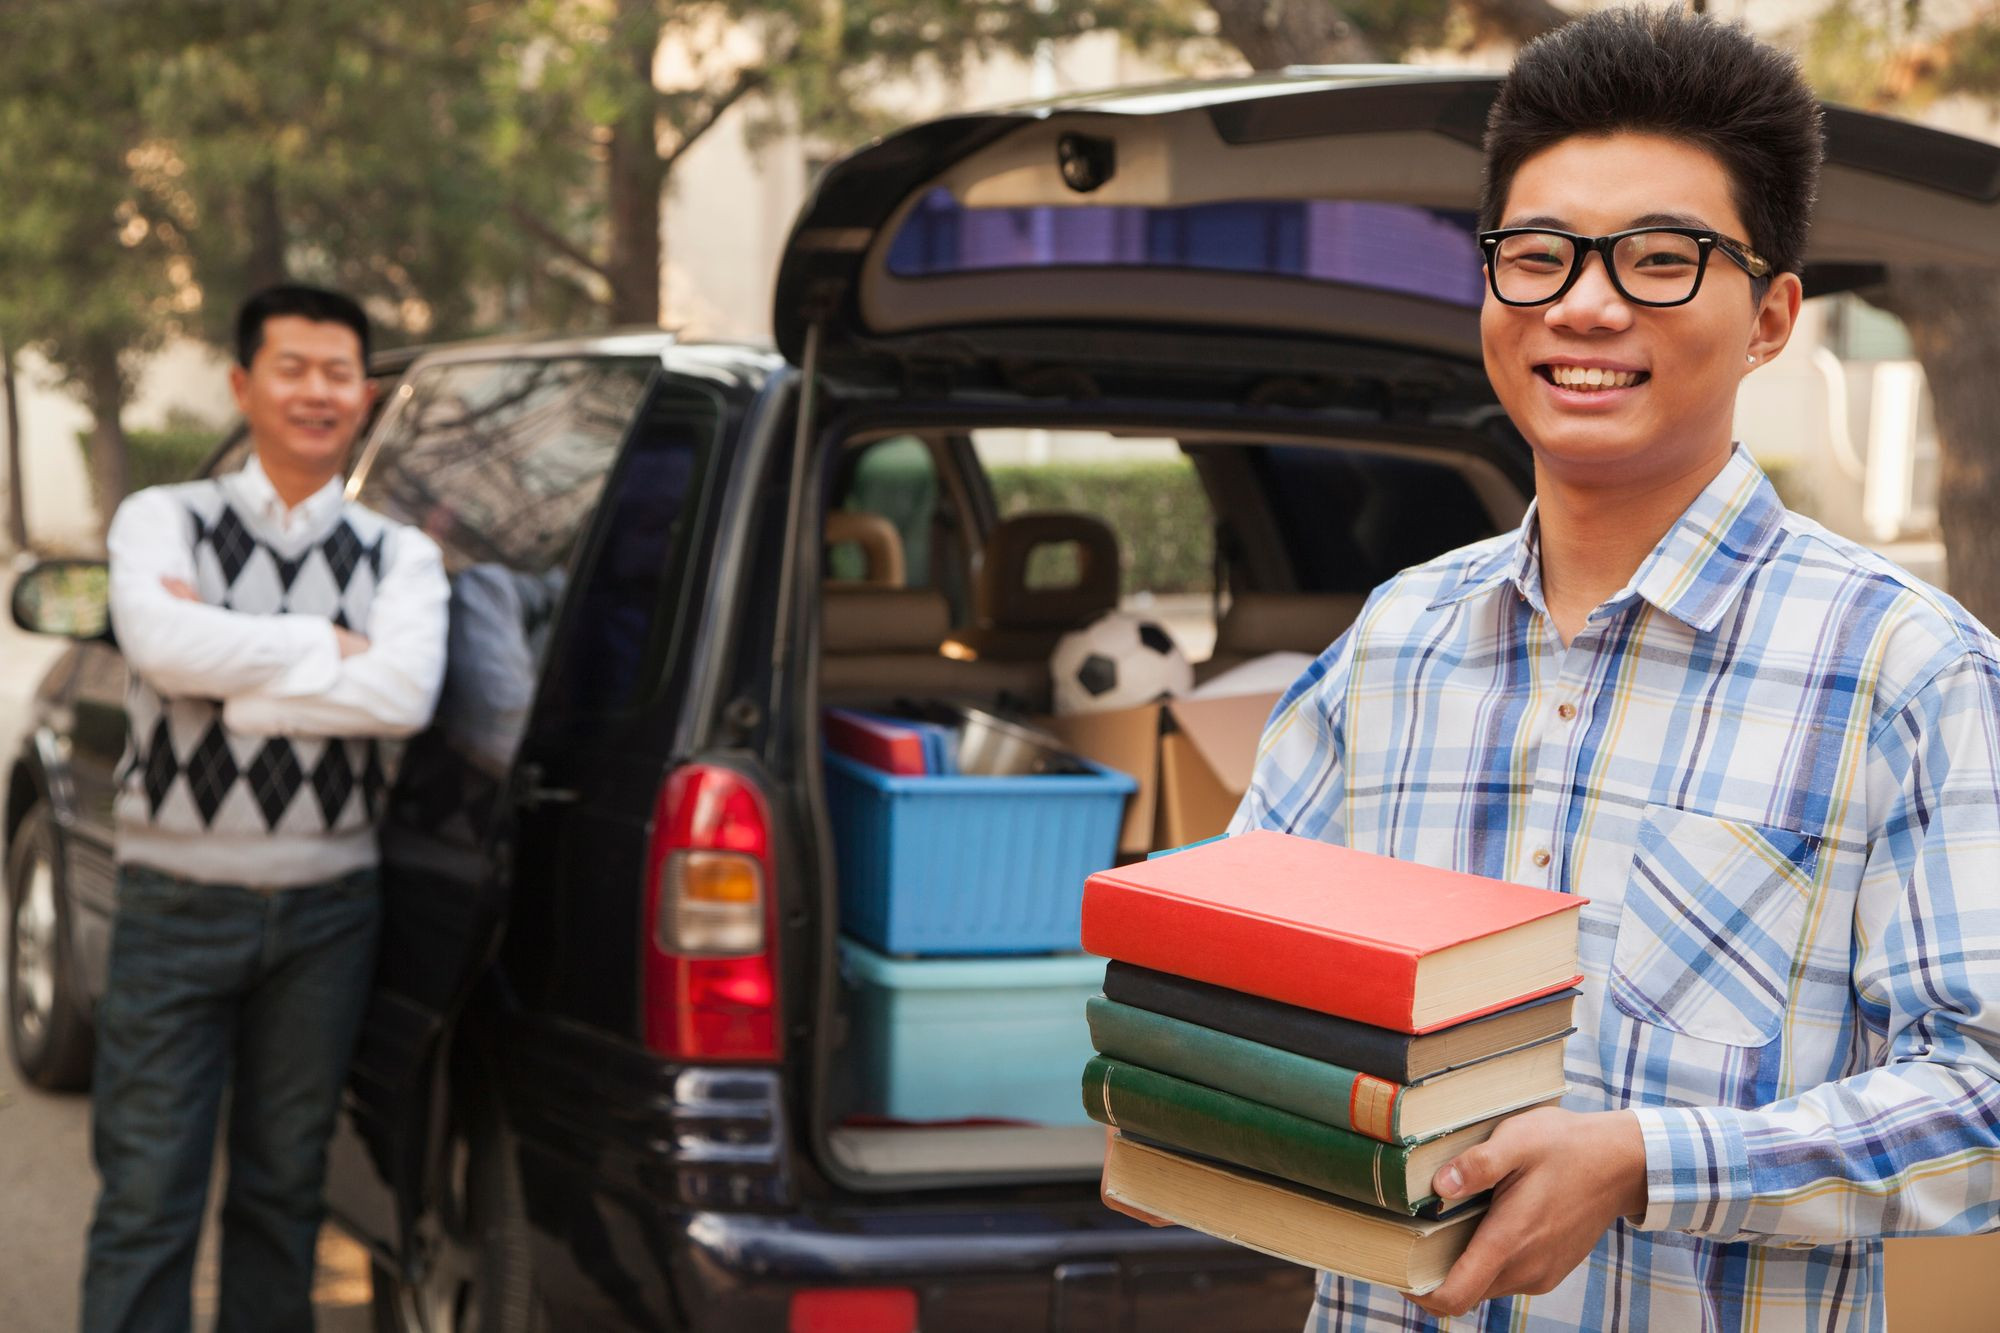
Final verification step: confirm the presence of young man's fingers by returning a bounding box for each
[1408,1226,1510,1318]
[1433,1137,1512,1200]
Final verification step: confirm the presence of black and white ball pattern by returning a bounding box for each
[1051,610,1194,714]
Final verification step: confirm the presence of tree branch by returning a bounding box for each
[507,203,613,286]
[659,59,778,170]
[1460,0,1574,47]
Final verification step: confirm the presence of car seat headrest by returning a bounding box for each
[825,510,906,587]
[975,511,1120,631]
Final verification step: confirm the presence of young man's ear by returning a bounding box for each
[1745,272,1804,371]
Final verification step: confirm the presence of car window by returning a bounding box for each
[351,356,654,776]
[1247,445,1496,593]
[536,379,723,720]
[887,192,1485,308]
[830,436,938,586]
[830,434,978,622]
[970,429,1216,659]
[353,357,655,576]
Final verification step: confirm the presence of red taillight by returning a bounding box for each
[643,765,780,1061]
[787,1288,919,1333]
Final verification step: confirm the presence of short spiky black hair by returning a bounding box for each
[235,283,371,368]
[1481,7,1824,278]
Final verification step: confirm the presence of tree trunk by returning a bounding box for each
[247,166,288,294]
[1,338,26,550]
[605,0,666,325]
[1207,0,1382,67]
[1864,267,2000,630]
[79,343,130,537]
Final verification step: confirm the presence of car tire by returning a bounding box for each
[369,1106,550,1333]
[5,800,95,1091]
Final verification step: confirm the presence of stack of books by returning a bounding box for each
[1079,830,1585,1294]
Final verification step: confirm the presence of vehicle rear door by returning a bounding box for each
[321,350,665,1260]
[773,71,2000,390]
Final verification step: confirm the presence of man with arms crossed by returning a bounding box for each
[1218,10,2000,1330]
[83,285,447,1331]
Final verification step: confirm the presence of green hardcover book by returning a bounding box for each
[1086,996,1568,1145]
[1081,1055,1506,1216]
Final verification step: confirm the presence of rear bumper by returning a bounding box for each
[665,1204,1316,1333]
[503,1048,1313,1329]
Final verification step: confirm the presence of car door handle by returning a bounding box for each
[514,762,579,808]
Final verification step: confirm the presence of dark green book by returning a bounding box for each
[1086,996,1568,1145]
[1080,1055,1505,1216]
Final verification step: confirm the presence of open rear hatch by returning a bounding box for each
[782,70,2000,1190]
[776,69,2000,392]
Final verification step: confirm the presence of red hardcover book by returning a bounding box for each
[1080,830,1584,1034]
[823,709,929,776]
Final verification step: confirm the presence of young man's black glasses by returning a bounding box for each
[1478,226,1774,307]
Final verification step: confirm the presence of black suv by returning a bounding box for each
[9,72,1999,1332]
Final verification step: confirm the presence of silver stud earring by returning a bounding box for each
[1746,354,1757,364]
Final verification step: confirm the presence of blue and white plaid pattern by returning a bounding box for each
[1231,445,2000,1331]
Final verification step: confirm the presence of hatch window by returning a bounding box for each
[886,192,1483,307]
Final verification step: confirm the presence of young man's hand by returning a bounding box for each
[1407,1106,1647,1319]
[161,577,198,601]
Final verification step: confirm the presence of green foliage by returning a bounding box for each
[1795,0,2000,107]
[1936,21,2000,97]
[988,461,1213,596]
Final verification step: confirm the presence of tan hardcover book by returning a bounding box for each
[1101,1134,1485,1295]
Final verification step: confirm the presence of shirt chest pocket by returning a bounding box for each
[1609,805,1819,1048]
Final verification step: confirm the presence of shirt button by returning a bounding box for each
[1532,848,1552,868]
[1557,702,1576,721]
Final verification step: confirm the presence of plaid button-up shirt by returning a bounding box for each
[1232,445,2000,1331]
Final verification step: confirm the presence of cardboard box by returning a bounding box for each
[1042,691,1280,855]
[1885,1236,2000,1331]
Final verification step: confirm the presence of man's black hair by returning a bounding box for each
[1480,6,1824,279]
[235,284,371,368]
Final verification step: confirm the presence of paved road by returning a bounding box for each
[0,608,372,1332]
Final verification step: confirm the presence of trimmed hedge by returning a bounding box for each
[78,425,222,500]
[987,461,1213,596]
[125,426,220,492]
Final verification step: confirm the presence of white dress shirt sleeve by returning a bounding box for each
[108,487,342,701]
[222,524,449,739]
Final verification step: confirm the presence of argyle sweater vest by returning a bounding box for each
[116,480,397,883]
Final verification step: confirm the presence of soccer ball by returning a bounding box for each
[1051,611,1193,715]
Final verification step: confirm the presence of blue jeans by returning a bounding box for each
[81,864,381,1333]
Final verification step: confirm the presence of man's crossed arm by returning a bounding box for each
[109,487,449,740]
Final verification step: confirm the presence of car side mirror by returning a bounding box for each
[12,559,112,642]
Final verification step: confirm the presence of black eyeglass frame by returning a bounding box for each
[1477,226,1775,308]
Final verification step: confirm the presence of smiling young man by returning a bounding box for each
[82,285,448,1332]
[1227,9,2000,1331]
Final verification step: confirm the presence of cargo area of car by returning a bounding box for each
[803,417,1530,1188]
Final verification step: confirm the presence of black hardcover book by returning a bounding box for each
[1101,961,1578,1084]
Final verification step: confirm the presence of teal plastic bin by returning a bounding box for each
[823,750,1134,955]
[839,938,1105,1125]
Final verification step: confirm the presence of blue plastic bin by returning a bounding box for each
[839,938,1105,1125]
[823,750,1135,955]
